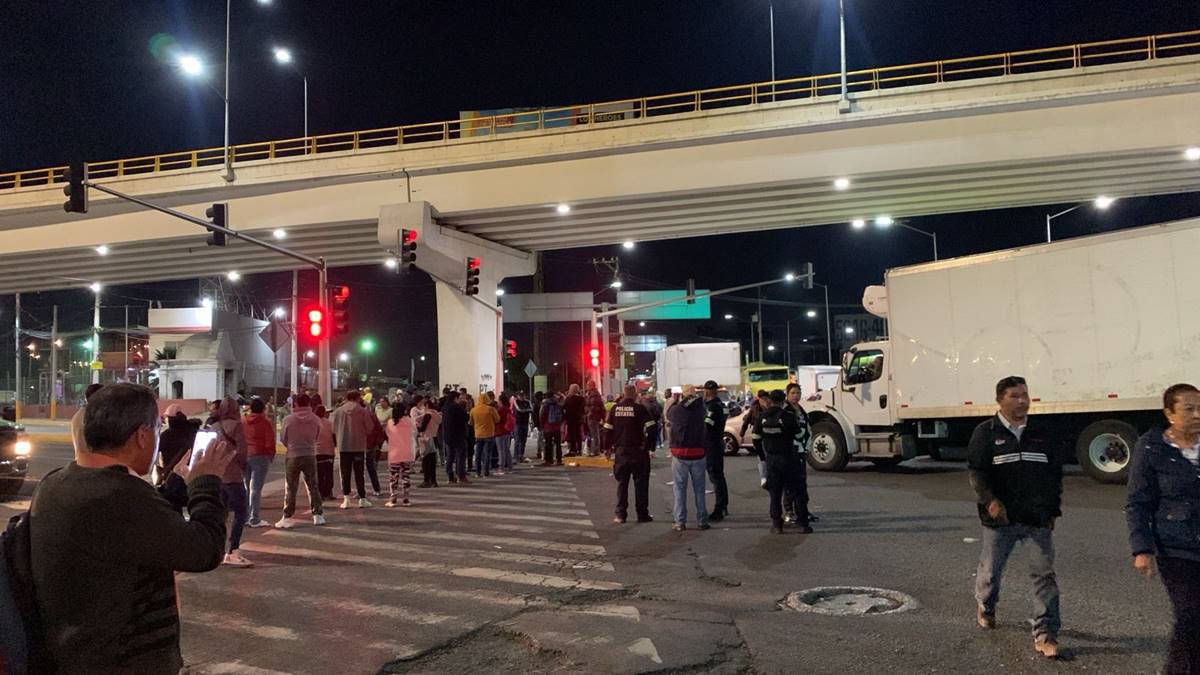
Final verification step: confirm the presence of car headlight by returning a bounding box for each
[14,439,31,456]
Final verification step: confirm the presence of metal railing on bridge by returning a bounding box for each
[2,29,1197,192]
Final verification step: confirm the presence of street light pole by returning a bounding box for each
[768,2,776,101]
[303,75,308,139]
[895,222,939,260]
[813,282,834,365]
[839,0,848,102]
[222,0,233,182]
[1045,204,1082,243]
[92,287,101,385]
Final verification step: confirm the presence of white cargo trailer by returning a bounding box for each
[653,343,742,394]
[805,217,1200,483]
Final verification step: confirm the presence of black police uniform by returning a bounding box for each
[756,404,810,530]
[704,395,729,519]
[782,401,812,523]
[603,396,656,522]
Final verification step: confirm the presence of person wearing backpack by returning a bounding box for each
[540,393,565,466]
[23,383,234,674]
[513,391,533,463]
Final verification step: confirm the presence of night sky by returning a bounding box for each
[2,2,1198,384]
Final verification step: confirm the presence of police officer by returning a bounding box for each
[783,383,815,525]
[604,385,656,524]
[702,380,729,521]
[757,389,813,534]
[741,389,770,490]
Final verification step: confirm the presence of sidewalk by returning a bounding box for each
[16,418,74,444]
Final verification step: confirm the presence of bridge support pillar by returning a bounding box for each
[378,202,534,393]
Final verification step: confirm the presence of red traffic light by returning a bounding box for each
[305,307,327,339]
[403,229,419,245]
[467,257,481,270]
[505,339,517,358]
[588,346,601,367]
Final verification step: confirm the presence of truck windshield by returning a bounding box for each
[747,369,789,382]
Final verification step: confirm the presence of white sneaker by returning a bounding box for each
[222,551,253,568]
[245,519,271,528]
[274,517,297,529]
[358,498,373,508]
[340,496,353,509]
[312,514,326,526]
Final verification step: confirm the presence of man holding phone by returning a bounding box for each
[29,383,235,674]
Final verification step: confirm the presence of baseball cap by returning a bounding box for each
[703,380,719,391]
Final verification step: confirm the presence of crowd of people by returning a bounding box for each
[11,374,1200,673]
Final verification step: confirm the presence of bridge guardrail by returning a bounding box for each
[2,29,1197,192]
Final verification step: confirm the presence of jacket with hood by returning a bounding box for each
[210,398,247,483]
[332,400,374,453]
[158,413,200,475]
[386,417,416,464]
[667,394,707,459]
[243,412,276,458]
[281,406,322,458]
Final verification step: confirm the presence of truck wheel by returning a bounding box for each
[808,421,849,472]
[1076,420,1136,484]
[722,433,741,456]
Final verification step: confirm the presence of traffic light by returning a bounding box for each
[400,229,418,271]
[589,346,601,368]
[465,257,481,296]
[686,277,695,305]
[801,262,814,290]
[303,306,328,340]
[330,285,350,335]
[505,339,517,358]
[205,203,228,247]
[62,163,88,214]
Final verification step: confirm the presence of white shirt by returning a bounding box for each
[1165,433,1200,466]
[997,412,1027,442]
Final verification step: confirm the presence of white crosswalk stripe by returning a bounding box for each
[180,467,619,674]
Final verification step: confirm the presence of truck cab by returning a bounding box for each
[805,341,916,471]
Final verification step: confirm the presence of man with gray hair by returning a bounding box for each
[29,383,234,673]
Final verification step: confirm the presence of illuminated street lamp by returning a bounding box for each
[273,46,309,139]
[1045,196,1117,243]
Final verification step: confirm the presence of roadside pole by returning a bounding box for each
[290,270,298,398]
[50,306,58,419]
[13,293,19,419]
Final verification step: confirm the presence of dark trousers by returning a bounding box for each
[514,424,529,459]
[220,481,247,552]
[421,453,438,485]
[283,455,322,518]
[340,451,366,498]
[766,454,806,527]
[566,420,583,455]
[614,452,650,519]
[783,455,810,521]
[446,439,467,480]
[544,430,563,463]
[316,455,334,500]
[705,445,728,514]
[365,448,382,494]
[1161,556,1200,674]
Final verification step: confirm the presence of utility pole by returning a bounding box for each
[757,288,765,361]
[123,305,129,382]
[290,270,298,397]
[13,293,20,419]
[50,306,58,420]
[92,287,101,384]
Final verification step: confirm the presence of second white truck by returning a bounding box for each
[653,343,742,395]
[805,217,1200,483]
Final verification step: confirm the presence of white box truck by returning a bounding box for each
[805,217,1200,483]
[654,343,742,395]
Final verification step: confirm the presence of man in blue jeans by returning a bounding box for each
[968,375,1064,659]
[667,385,709,532]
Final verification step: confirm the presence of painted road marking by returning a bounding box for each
[322,524,607,555]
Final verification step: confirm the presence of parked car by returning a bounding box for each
[722,404,754,456]
[0,418,31,497]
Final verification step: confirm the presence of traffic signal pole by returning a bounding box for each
[75,180,333,402]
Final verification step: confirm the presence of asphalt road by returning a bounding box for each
[2,443,1172,674]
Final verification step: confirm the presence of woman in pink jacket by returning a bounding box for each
[385,402,415,507]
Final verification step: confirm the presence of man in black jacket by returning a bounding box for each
[968,375,1063,659]
[702,380,729,521]
[756,389,811,534]
[441,395,470,484]
[604,385,656,524]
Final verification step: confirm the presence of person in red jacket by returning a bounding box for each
[540,393,565,466]
[243,398,277,529]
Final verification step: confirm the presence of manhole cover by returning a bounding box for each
[781,586,918,616]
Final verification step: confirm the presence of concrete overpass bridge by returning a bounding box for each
[1,29,1198,390]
